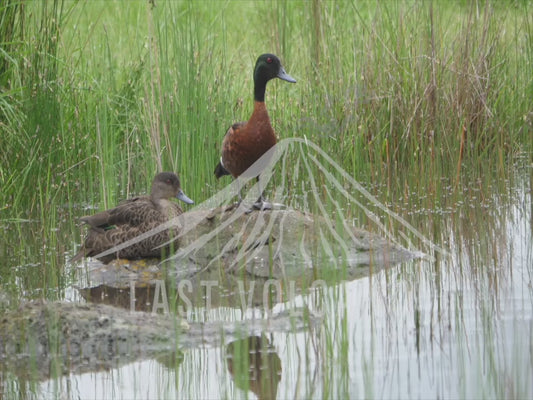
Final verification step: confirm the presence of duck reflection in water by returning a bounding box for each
[226,335,282,400]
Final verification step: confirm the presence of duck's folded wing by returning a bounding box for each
[80,197,160,229]
[214,122,246,178]
[221,122,246,142]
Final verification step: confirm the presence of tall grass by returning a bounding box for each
[0,0,530,297]
[1,0,531,218]
[0,3,531,398]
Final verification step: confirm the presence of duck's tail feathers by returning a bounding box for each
[70,247,86,263]
[214,160,230,179]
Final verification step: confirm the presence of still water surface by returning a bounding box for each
[2,163,532,399]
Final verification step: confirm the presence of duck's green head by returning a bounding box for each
[254,54,296,84]
[253,54,296,101]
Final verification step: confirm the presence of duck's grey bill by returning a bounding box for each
[177,190,194,204]
[278,67,296,83]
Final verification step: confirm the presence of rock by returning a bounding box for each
[0,300,319,380]
[165,206,417,279]
[74,207,418,311]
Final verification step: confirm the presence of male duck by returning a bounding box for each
[214,53,296,209]
[71,172,194,263]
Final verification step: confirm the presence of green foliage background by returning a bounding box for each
[1,0,532,216]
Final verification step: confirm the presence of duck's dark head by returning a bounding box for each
[254,54,296,101]
[152,172,194,205]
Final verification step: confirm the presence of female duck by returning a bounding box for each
[72,172,194,263]
[214,54,296,209]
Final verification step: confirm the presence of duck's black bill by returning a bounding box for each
[278,67,296,83]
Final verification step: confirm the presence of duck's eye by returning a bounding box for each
[266,57,273,64]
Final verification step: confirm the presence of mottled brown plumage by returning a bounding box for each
[72,172,193,263]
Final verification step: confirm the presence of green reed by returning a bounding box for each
[0,0,528,314]
[1,0,531,216]
[0,3,531,398]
